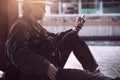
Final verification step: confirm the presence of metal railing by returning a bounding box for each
[49,1,120,14]
[18,1,120,17]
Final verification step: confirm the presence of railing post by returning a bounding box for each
[58,0,62,14]
[100,0,103,14]
[18,1,23,17]
[78,0,82,14]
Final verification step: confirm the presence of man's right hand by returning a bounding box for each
[47,64,58,80]
[74,15,85,33]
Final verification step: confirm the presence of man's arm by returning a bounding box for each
[47,29,73,42]
[6,23,50,77]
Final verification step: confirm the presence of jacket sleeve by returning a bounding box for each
[48,29,73,42]
[6,23,50,77]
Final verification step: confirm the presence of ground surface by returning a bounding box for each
[64,46,120,78]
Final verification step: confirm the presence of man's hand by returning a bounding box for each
[47,64,58,80]
[74,15,85,32]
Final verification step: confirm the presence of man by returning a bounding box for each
[5,0,120,80]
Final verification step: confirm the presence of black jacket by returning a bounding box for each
[5,18,72,78]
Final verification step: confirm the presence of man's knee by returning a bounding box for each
[65,31,78,39]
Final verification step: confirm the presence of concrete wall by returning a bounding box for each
[42,14,120,37]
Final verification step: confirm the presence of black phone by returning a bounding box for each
[80,14,85,23]
[81,14,85,18]
[77,14,85,22]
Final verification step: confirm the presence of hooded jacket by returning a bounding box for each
[5,18,72,78]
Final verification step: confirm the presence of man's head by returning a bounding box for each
[21,0,52,20]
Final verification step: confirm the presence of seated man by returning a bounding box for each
[5,0,120,80]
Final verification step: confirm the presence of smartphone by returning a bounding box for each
[75,14,85,29]
[81,14,85,19]
[77,14,85,22]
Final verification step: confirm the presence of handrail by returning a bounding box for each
[45,14,120,17]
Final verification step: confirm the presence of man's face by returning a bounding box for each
[30,3,46,20]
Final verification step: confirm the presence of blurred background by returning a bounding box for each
[0,0,120,79]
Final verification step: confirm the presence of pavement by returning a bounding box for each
[64,46,120,78]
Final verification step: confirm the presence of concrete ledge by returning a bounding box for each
[42,14,120,26]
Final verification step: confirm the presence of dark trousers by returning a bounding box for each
[57,31,98,71]
[16,69,112,80]
[57,69,112,80]
[37,31,111,80]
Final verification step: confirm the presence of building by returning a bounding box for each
[46,0,120,14]
[17,0,120,16]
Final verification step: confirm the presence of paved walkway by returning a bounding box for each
[64,46,120,78]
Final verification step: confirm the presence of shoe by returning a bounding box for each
[112,77,120,80]
[93,67,100,74]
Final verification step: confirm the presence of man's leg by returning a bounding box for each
[18,74,51,80]
[57,69,112,80]
[57,31,98,71]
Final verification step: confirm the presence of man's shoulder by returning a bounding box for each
[12,18,30,28]
[14,18,28,27]
[10,18,29,33]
